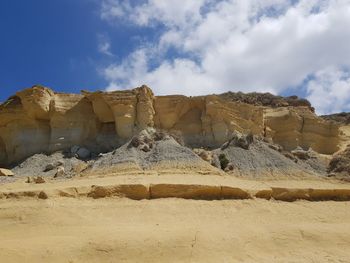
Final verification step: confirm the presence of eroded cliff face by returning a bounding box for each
[264,107,339,154]
[0,85,340,166]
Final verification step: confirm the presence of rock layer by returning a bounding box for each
[0,85,340,166]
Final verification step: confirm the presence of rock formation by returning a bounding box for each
[0,85,340,166]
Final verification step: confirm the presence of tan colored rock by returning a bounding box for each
[154,95,263,146]
[264,107,339,154]
[55,167,66,178]
[33,176,45,184]
[0,168,14,177]
[0,85,341,166]
[16,85,53,120]
[0,94,50,165]
[135,85,155,129]
[81,91,114,123]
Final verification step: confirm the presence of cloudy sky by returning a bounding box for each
[1,0,350,114]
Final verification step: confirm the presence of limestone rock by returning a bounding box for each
[291,147,310,160]
[43,163,55,172]
[0,85,341,166]
[135,85,155,129]
[0,168,14,177]
[221,132,254,150]
[16,85,53,120]
[264,107,339,154]
[54,166,66,178]
[328,144,350,176]
[33,176,45,184]
[38,191,48,199]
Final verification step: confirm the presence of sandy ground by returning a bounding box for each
[1,198,350,263]
[1,173,350,262]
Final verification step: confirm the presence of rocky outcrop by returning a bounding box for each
[321,112,350,125]
[328,144,350,177]
[220,92,313,111]
[264,107,339,154]
[0,85,340,166]
[0,168,14,177]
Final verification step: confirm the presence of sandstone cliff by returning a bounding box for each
[0,85,340,166]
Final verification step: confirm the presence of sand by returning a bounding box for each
[1,197,350,263]
[2,171,350,262]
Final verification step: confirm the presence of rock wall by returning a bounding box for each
[264,108,339,154]
[0,85,340,166]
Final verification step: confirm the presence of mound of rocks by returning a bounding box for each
[328,145,350,176]
[212,133,327,178]
[220,132,254,150]
[91,129,218,173]
[12,152,90,179]
[193,149,220,168]
[321,112,350,125]
[220,91,313,110]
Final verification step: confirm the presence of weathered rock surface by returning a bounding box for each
[220,91,313,110]
[264,107,339,154]
[0,168,14,177]
[90,129,220,175]
[0,85,340,166]
[213,135,328,178]
[321,112,350,125]
[328,144,350,177]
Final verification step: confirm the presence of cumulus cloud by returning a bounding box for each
[99,0,350,113]
[97,34,113,56]
[307,67,350,114]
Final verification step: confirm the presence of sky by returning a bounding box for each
[1,0,350,114]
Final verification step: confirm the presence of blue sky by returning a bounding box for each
[0,0,103,99]
[1,0,350,114]
[0,0,153,100]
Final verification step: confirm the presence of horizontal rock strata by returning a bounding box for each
[2,182,350,202]
[0,85,340,166]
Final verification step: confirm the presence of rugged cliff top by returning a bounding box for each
[0,84,343,179]
[219,91,313,111]
[321,112,350,125]
[1,86,313,111]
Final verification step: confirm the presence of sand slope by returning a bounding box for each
[1,198,350,263]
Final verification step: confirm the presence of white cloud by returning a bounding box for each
[97,34,113,56]
[306,67,350,115]
[99,0,350,114]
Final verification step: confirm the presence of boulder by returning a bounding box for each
[43,163,55,172]
[54,166,66,178]
[224,163,235,172]
[0,168,14,177]
[33,176,45,184]
[38,191,48,199]
[76,147,91,159]
[221,132,254,150]
[291,147,310,160]
[71,145,80,154]
[43,160,64,172]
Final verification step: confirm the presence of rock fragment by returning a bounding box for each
[38,191,48,199]
[291,147,310,160]
[33,176,45,184]
[0,168,14,177]
[54,166,66,178]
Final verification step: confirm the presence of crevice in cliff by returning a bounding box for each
[262,110,267,138]
[0,135,8,167]
[0,95,22,109]
[300,115,305,134]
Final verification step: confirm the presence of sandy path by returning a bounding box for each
[1,198,350,263]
